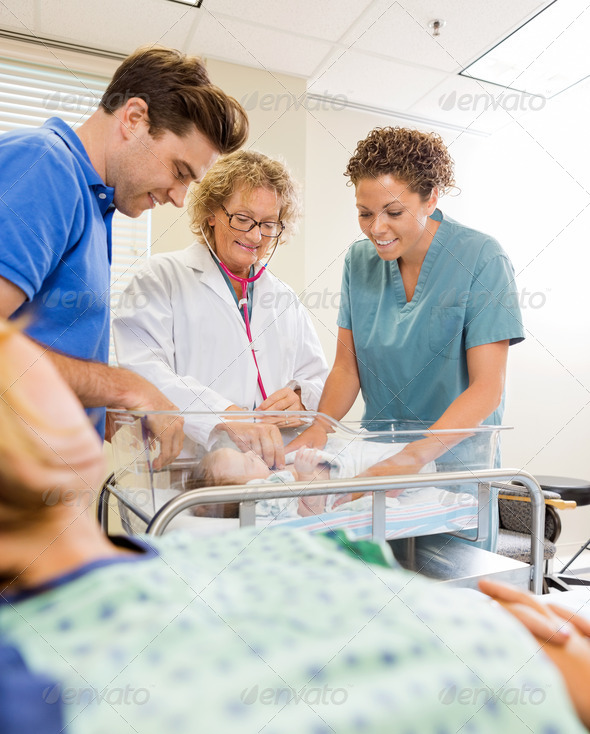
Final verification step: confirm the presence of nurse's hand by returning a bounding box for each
[284,420,330,454]
[256,387,306,427]
[331,451,420,508]
[214,422,285,469]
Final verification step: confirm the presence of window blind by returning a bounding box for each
[0,55,151,364]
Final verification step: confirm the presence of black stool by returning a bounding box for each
[536,475,590,584]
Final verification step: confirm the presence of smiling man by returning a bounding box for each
[0,46,248,463]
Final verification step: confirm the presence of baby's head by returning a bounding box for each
[196,447,272,487]
[183,447,272,519]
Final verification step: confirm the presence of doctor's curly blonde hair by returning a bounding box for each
[188,150,302,250]
[345,126,456,199]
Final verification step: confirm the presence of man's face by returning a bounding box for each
[109,123,219,218]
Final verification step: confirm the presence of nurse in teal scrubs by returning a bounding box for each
[289,126,525,550]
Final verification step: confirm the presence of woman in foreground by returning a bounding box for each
[0,323,585,734]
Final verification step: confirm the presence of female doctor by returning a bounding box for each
[113,150,328,468]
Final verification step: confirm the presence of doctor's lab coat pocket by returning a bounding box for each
[429,306,464,360]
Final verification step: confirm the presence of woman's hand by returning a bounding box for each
[479,579,590,728]
[284,420,330,453]
[255,387,306,427]
[478,579,585,645]
[331,448,422,508]
[213,421,285,469]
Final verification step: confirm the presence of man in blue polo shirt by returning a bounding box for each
[0,46,248,463]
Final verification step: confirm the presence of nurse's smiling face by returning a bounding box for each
[355,175,439,264]
[208,186,281,278]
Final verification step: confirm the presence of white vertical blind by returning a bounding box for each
[0,55,151,364]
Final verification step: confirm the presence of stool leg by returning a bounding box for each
[559,537,590,574]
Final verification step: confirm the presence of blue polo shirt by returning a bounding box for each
[0,118,115,433]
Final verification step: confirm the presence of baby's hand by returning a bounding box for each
[298,495,327,517]
[294,448,322,476]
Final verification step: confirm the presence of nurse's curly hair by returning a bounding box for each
[189,150,302,249]
[345,127,456,199]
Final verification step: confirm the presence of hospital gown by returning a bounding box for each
[0,528,583,734]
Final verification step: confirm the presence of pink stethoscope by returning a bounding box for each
[202,226,276,402]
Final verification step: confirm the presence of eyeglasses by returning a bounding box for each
[220,203,284,239]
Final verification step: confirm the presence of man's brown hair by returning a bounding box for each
[100,46,248,154]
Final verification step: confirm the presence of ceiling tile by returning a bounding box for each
[204,0,374,42]
[340,0,548,72]
[189,12,332,77]
[309,50,447,112]
[35,0,194,55]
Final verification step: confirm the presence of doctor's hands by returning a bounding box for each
[255,387,306,427]
[213,422,286,470]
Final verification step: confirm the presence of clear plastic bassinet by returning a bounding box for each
[104,409,509,544]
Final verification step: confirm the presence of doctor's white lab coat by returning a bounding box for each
[112,243,328,445]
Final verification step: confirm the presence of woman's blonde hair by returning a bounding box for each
[188,150,302,249]
[0,321,58,503]
[0,321,86,503]
[0,321,39,458]
[345,126,456,199]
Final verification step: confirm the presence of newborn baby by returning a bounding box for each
[196,439,435,520]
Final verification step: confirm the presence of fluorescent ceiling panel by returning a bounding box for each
[461,0,590,98]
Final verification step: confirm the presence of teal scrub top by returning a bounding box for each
[337,209,525,428]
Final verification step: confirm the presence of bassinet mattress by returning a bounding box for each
[261,486,478,540]
[158,486,478,540]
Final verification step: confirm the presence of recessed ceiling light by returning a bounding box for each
[166,0,203,7]
[461,0,590,98]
